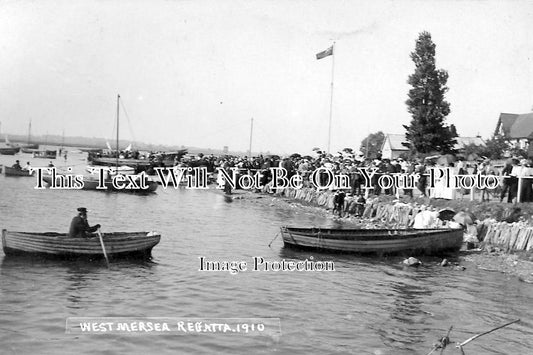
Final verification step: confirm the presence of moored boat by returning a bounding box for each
[4,166,33,177]
[2,230,161,259]
[42,174,158,193]
[87,151,187,171]
[20,147,39,154]
[33,150,57,159]
[0,146,20,155]
[86,165,135,175]
[280,226,463,255]
[21,143,39,150]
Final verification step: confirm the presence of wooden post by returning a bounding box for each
[517,176,523,203]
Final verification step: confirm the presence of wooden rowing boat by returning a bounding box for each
[4,166,33,177]
[0,146,20,155]
[280,226,463,255]
[2,230,161,259]
[42,174,158,193]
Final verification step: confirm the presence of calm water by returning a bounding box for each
[1,152,532,354]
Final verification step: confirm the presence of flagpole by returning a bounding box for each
[248,117,253,159]
[327,42,336,154]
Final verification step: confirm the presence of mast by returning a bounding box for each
[248,117,253,159]
[116,94,120,169]
[327,41,336,155]
[60,129,65,155]
[27,120,32,144]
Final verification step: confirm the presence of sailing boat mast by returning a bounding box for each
[27,120,32,144]
[248,117,253,159]
[116,94,120,169]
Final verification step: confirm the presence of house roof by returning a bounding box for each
[508,112,533,139]
[382,133,485,152]
[383,134,409,151]
[455,136,486,149]
[497,113,519,136]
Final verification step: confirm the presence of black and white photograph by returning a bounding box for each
[0,0,532,354]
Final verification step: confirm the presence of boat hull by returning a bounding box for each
[42,175,158,193]
[87,150,187,170]
[33,150,57,159]
[4,166,33,177]
[280,227,463,255]
[0,147,20,155]
[2,230,161,260]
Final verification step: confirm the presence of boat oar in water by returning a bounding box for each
[268,232,280,248]
[96,228,110,267]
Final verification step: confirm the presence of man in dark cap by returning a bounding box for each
[68,207,101,238]
[12,160,21,170]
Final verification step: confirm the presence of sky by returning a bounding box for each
[0,0,531,155]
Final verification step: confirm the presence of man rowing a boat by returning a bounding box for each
[69,207,101,238]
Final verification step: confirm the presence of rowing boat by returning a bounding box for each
[2,230,161,259]
[0,146,20,155]
[280,226,463,255]
[4,166,33,177]
[42,174,158,193]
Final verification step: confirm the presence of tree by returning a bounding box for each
[360,131,385,159]
[403,31,457,155]
[481,134,510,159]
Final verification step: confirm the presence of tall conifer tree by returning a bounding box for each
[403,31,457,154]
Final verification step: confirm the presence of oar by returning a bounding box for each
[268,232,280,248]
[96,228,110,267]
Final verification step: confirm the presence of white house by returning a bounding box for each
[380,133,486,159]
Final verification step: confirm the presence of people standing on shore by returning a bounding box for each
[500,160,514,203]
[333,190,346,217]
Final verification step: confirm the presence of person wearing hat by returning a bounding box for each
[68,207,101,238]
[11,160,21,170]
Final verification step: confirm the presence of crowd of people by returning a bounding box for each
[172,152,533,204]
[82,147,533,204]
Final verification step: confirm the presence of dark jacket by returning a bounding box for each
[68,215,99,238]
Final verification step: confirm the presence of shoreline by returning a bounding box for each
[222,188,533,284]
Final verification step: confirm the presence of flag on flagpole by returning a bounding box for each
[316,46,333,60]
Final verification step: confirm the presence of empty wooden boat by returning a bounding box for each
[0,146,20,155]
[280,226,463,255]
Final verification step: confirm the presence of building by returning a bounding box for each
[494,112,533,150]
[380,134,409,159]
[380,133,486,159]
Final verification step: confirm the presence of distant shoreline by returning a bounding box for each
[2,133,259,156]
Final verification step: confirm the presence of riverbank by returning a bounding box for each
[224,188,533,283]
[462,249,533,283]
